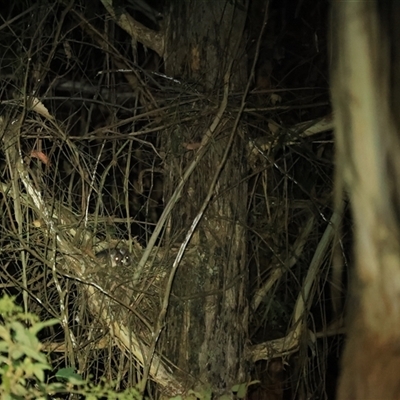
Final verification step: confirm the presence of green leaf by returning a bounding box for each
[13,382,28,396]
[188,388,212,400]
[23,358,49,382]
[0,295,21,315]
[11,323,37,353]
[56,367,84,383]
[0,341,10,352]
[9,347,23,360]
[0,325,11,341]
[236,383,248,399]
[0,356,9,367]
[32,364,45,382]
[47,382,66,393]
[21,345,47,364]
[232,382,249,399]
[29,319,59,336]
[13,323,40,348]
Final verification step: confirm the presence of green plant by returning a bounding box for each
[0,295,141,399]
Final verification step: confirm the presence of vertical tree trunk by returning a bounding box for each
[160,0,249,396]
[332,1,400,399]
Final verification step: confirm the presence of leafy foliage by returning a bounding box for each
[0,295,141,399]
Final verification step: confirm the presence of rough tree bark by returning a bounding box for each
[331,1,400,399]
[159,0,249,396]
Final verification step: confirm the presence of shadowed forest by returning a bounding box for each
[1,0,398,399]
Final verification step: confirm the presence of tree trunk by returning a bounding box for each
[159,0,249,396]
[331,1,400,399]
